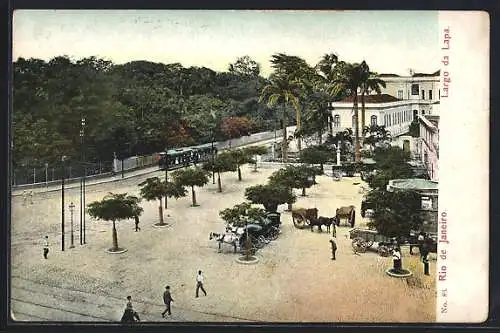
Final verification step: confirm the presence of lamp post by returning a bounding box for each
[336,140,341,166]
[45,163,49,191]
[165,146,169,209]
[69,202,75,248]
[210,110,216,184]
[61,155,67,251]
[80,117,86,245]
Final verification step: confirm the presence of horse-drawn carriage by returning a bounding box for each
[349,228,396,256]
[291,205,355,232]
[211,212,281,253]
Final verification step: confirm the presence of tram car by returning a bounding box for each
[158,143,217,171]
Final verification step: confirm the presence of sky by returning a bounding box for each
[13,10,440,77]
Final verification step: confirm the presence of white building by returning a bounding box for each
[416,114,439,181]
[379,70,440,106]
[330,94,440,138]
[329,70,440,154]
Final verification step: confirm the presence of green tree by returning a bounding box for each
[138,177,186,225]
[243,146,268,172]
[366,189,423,238]
[219,202,268,227]
[245,184,296,212]
[363,125,392,149]
[259,73,300,162]
[228,148,254,181]
[269,53,319,151]
[87,192,143,252]
[172,167,210,206]
[228,55,261,77]
[366,146,414,190]
[268,166,308,210]
[202,152,237,192]
[299,146,332,172]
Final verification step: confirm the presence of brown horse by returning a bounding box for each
[335,205,355,227]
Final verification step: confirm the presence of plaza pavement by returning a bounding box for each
[10,163,436,323]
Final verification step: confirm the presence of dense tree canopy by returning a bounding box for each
[12,55,273,169]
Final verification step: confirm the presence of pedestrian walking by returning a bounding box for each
[22,190,27,206]
[422,251,430,276]
[134,215,141,232]
[329,237,337,260]
[392,247,402,272]
[195,270,207,297]
[161,286,174,317]
[43,236,49,259]
[29,191,34,205]
[124,296,140,321]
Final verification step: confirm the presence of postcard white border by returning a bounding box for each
[437,11,490,323]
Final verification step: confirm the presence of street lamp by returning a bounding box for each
[164,146,169,209]
[80,117,86,245]
[61,155,67,251]
[69,202,75,248]
[210,110,216,184]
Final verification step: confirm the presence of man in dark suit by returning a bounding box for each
[329,238,337,260]
[162,286,174,317]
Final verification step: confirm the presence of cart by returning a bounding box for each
[349,228,396,256]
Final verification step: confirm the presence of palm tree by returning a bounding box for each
[359,62,387,148]
[87,192,142,253]
[269,53,317,152]
[259,74,300,162]
[329,61,366,163]
[138,177,186,226]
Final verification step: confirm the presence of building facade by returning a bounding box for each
[330,95,440,138]
[379,70,440,104]
[417,114,439,181]
[328,70,440,157]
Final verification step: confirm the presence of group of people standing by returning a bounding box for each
[121,270,207,323]
[391,232,431,275]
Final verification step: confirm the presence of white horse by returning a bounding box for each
[209,232,240,253]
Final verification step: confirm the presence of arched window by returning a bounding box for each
[370,115,377,126]
[333,114,340,127]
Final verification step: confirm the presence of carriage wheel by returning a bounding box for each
[352,237,367,253]
[377,245,390,257]
[293,214,307,229]
[269,229,279,240]
[251,235,265,249]
[258,235,270,245]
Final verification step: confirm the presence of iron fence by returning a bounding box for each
[12,161,114,186]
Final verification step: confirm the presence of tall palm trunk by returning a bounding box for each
[328,115,333,137]
[296,104,302,151]
[112,220,119,251]
[282,104,288,162]
[353,94,361,163]
[360,88,367,149]
[158,197,165,225]
[191,185,197,206]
